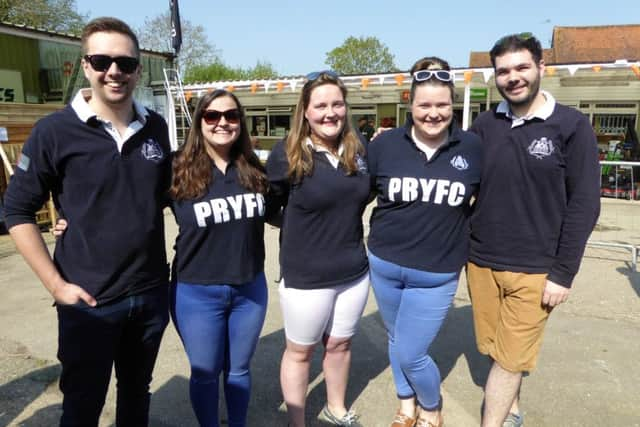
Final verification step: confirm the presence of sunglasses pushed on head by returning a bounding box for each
[412,70,453,83]
[305,70,339,83]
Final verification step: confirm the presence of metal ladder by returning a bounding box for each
[163,68,192,150]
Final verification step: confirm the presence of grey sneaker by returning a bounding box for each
[319,404,362,426]
[503,412,523,427]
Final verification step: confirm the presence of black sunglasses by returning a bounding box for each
[305,70,339,82]
[84,54,139,74]
[413,70,454,83]
[201,109,241,125]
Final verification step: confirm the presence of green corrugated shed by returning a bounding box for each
[140,55,171,86]
[1,25,172,104]
[0,32,41,101]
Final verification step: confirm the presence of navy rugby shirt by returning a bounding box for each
[469,93,600,287]
[266,139,370,289]
[171,164,266,285]
[367,121,483,273]
[4,96,171,304]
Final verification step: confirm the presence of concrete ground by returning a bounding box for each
[0,198,638,426]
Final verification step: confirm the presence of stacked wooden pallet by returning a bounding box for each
[1,103,63,227]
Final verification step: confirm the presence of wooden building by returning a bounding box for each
[0,21,174,225]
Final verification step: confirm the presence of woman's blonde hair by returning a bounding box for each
[286,73,363,182]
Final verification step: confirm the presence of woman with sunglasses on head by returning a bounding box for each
[266,71,370,427]
[170,89,271,427]
[366,57,482,427]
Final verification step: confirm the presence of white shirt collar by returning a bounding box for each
[70,89,150,153]
[305,137,344,169]
[71,88,149,125]
[497,90,556,128]
[411,127,446,161]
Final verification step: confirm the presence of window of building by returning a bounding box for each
[246,107,292,138]
[578,102,638,136]
[578,102,639,161]
[593,114,636,135]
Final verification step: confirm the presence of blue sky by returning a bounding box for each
[75,0,639,76]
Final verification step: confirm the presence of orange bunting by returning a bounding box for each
[250,83,258,93]
[226,85,235,92]
[63,61,73,77]
[276,82,285,92]
[546,66,556,76]
[463,71,473,84]
[394,75,405,86]
[631,64,640,79]
[592,65,601,72]
[361,78,370,89]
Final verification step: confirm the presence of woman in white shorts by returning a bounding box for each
[266,70,371,427]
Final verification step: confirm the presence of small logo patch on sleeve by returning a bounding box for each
[17,153,30,171]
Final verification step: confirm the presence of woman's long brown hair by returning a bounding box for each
[286,73,363,182]
[170,90,267,200]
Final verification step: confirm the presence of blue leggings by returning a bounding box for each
[369,252,458,410]
[170,273,268,427]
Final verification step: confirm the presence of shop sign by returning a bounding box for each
[0,69,25,103]
[470,87,487,101]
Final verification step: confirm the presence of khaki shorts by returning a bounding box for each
[466,262,550,372]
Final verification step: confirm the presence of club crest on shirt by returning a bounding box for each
[355,153,368,173]
[527,137,555,159]
[141,139,164,162]
[450,155,469,171]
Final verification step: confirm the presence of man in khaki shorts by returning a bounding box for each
[467,34,601,427]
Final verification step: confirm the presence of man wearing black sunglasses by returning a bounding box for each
[81,30,141,120]
[3,17,171,427]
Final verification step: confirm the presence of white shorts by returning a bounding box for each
[278,272,370,345]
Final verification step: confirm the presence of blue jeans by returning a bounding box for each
[369,252,458,410]
[170,273,268,427]
[56,286,169,427]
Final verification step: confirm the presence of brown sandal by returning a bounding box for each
[415,412,443,427]
[390,409,417,427]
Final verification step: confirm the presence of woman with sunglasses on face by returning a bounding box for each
[170,89,270,427]
[266,71,370,427]
[366,58,483,427]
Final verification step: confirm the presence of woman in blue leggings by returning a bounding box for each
[366,57,483,427]
[169,89,271,427]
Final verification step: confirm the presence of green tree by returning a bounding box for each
[137,11,219,75]
[184,59,278,83]
[0,0,87,34]
[184,59,241,83]
[325,36,396,75]
[249,60,278,79]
